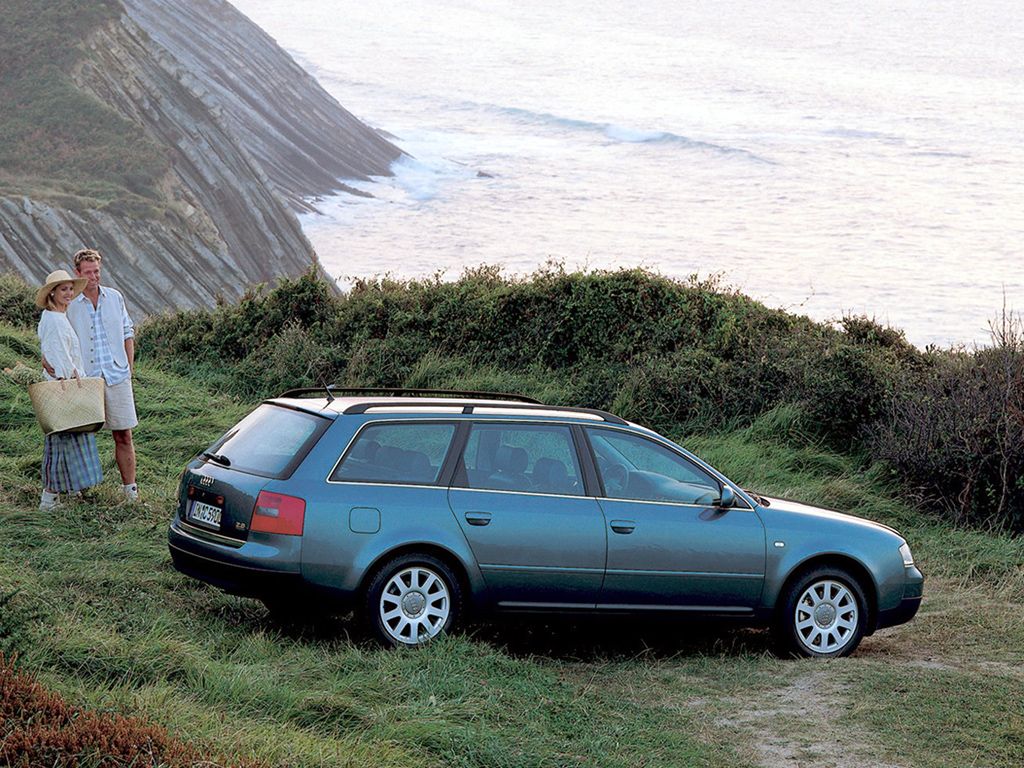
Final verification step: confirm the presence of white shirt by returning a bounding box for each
[38,311,86,381]
[67,286,134,385]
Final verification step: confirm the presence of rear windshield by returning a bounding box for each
[204,404,330,479]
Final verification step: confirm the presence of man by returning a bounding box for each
[60,249,139,501]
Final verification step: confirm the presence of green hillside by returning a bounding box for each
[1,269,1022,767]
[0,0,169,212]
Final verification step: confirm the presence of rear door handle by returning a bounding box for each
[464,511,492,526]
[610,519,635,534]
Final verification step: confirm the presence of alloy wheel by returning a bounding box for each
[378,565,451,645]
[793,578,859,655]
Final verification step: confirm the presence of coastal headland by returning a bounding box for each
[0,0,402,317]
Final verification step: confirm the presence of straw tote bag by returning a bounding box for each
[27,377,106,436]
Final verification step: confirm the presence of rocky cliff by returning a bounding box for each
[0,0,402,316]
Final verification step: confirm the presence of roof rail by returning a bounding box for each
[276,386,543,404]
[342,400,628,425]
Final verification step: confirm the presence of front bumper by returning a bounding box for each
[876,565,924,631]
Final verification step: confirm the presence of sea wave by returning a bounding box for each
[822,127,904,143]
[477,104,773,162]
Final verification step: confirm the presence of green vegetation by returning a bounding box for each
[0,0,169,211]
[1,270,1022,766]
[135,266,1024,533]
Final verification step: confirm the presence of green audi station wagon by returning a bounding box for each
[168,389,923,657]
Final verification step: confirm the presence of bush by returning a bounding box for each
[138,266,916,440]
[0,274,37,328]
[869,312,1024,532]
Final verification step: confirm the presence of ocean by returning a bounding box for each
[231,0,1024,347]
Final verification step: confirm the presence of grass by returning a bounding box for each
[2,322,1022,767]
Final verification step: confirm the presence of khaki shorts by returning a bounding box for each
[103,379,139,431]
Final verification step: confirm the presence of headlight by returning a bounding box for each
[899,542,914,566]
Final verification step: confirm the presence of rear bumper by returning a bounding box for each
[169,541,302,598]
[168,521,302,598]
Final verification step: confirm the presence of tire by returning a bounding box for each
[774,567,868,659]
[363,553,462,647]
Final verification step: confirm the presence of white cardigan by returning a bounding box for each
[38,311,86,381]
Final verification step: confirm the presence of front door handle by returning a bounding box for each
[464,511,492,526]
[610,519,635,534]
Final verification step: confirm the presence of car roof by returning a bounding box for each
[265,395,629,425]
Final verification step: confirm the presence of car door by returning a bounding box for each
[448,422,607,608]
[585,427,766,611]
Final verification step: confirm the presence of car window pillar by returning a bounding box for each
[438,421,471,487]
[571,424,604,498]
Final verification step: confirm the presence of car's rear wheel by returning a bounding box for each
[364,553,462,647]
[775,566,867,658]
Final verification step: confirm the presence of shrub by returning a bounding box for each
[137,265,1024,532]
[0,274,37,328]
[138,266,916,438]
[869,312,1024,532]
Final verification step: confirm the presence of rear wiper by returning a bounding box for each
[203,451,231,467]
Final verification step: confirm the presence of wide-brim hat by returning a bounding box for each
[36,269,88,309]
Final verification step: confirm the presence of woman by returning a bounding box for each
[36,269,103,510]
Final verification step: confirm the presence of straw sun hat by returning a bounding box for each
[36,270,88,309]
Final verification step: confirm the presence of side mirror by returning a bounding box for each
[714,485,735,509]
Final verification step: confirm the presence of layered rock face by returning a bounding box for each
[122,0,399,210]
[0,0,402,316]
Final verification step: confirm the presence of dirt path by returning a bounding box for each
[715,668,906,768]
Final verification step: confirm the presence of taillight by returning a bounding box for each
[251,491,306,536]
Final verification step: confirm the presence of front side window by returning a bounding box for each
[331,422,456,485]
[587,427,720,505]
[455,423,583,496]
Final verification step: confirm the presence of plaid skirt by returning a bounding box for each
[42,431,103,492]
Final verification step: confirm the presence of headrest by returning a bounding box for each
[496,445,528,474]
[533,457,569,489]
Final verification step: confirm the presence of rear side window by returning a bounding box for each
[205,404,330,479]
[331,422,456,485]
[454,423,583,496]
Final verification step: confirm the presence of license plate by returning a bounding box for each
[187,500,222,530]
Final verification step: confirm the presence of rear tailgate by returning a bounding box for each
[177,403,332,543]
[178,463,270,542]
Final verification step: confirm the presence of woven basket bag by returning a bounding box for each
[27,377,106,436]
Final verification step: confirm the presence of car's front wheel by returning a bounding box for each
[775,567,868,658]
[364,553,462,647]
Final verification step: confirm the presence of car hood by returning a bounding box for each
[758,495,902,538]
